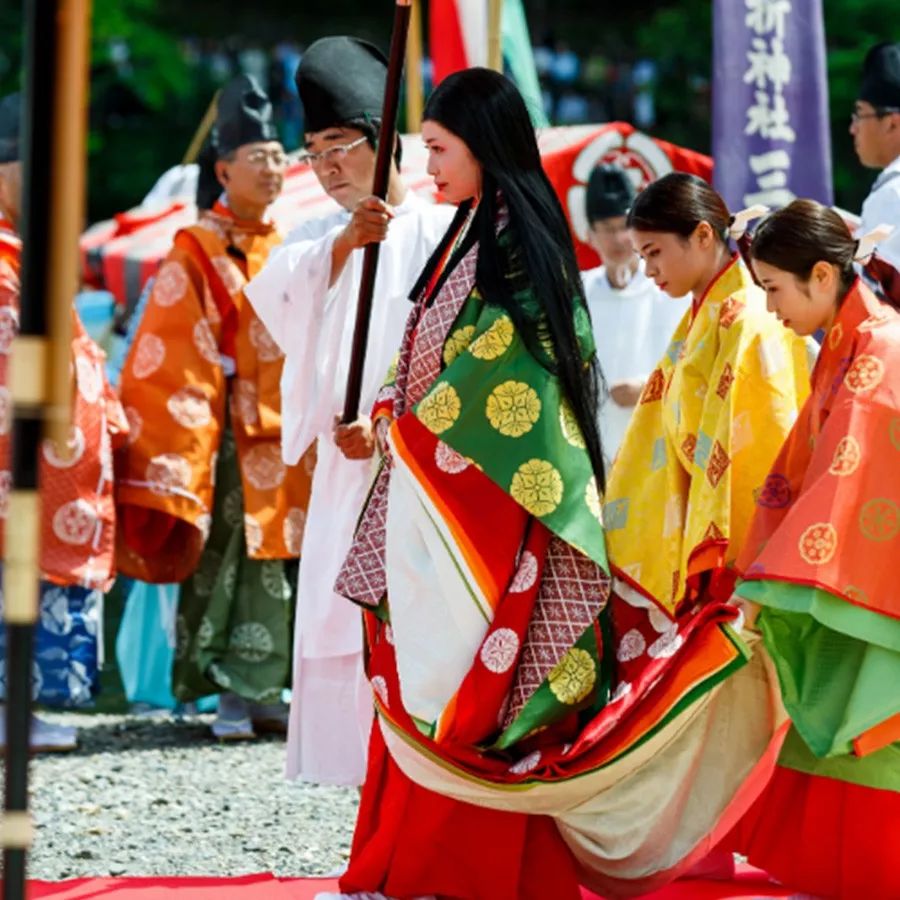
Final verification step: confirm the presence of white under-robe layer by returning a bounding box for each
[246,191,453,784]
[582,263,689,463]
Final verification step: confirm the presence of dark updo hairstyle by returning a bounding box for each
[627,172,732,243]
[750,199,857,297]
[420,67,606,489]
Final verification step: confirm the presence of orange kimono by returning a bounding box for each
[732,280,900,899]
[115,203,313,702]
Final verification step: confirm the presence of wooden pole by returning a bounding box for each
[405,0,424,133]
[341,0,413,424]
[488,0,504,73]
[2,0,86,894]
[181,91,220,166]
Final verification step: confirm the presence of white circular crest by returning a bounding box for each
[75,355,103,404]
[167,385,213,430]
[42,425,86,469]
[648,628,683,660]
[434,441,470,475]
[132,333,166,379]
[193,318,220,366]
[480,628,521,674]
[282,507,306,556]
[616,628,647,662]
[249,318,283,362]
[244,514,263,555]
[145,453,193,496]
[153,261,189,307]
[51,499,98,545]
[232,379,259,426]
[242,444,286,491]
[211,256,245,295]
[0,307,19,354]
[124,406,143,444]
[509,551,538,593]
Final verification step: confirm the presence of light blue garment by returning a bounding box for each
[115,579,180,710]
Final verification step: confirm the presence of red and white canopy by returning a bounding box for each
[81,123,712,309]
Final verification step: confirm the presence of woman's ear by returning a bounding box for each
[810,259,836,290]
[693,221,715,249]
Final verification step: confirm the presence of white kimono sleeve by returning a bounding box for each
[245,217,357,465]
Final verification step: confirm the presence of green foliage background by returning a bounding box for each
[0,1,896,221]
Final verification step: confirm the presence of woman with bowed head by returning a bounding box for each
[729,200,900,900]
[324,73,791,900]
[605,173,812,641]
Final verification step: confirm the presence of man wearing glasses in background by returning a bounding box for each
[246,36,452,790]
[852,42,900,237]
[116,75,314,742]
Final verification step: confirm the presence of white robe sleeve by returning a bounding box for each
[245,216,357,465]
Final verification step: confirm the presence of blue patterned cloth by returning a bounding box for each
[0,575,101,708]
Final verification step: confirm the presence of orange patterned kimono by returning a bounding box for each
[116,202,312,581]
[0,219,128,706]
[732,280,900,899]
[115,203,313,701]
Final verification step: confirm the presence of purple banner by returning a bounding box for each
[713,0,833,211]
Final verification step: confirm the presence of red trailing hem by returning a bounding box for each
[730,765,900,900]
[339,724,582,900]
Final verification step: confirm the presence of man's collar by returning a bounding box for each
[874,152,900,189]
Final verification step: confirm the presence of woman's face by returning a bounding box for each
[632,228,710,298]
[422,120,482,205]
[753,258,839,336]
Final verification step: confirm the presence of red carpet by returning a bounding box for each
[26,867,815,899]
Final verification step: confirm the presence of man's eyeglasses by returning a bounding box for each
[242,149,290,168]
[851,106,900,123]
[297,136,368,167]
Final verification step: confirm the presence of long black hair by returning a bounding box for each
[421,68,606,489]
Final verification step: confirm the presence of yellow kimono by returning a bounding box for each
[605,257,811,615]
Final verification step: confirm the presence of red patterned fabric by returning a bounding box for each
[0,221,127,589]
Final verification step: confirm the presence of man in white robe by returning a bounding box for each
[581,165,689,462]
[246,36,453,786]
[853,42,900,238]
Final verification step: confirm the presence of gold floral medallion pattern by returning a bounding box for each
[468,315,514,360]
[828,435,861,477]
[485,380,542,437]
[559,399,586,449]
[417,382,462,435]
[798,522,838,565]
[443,325,477,366]
[844,354,885,394]
[858,498,900,543]
[510,459,564,516]
[548,647,596,705]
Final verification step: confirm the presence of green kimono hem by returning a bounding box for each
[737,579,900,653]
[737,581,900,757]
[779,725,900,793]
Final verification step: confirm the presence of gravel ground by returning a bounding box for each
[4,711,359,880]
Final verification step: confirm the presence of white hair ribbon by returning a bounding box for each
[728,204,770,241]
[854,224,895,262]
